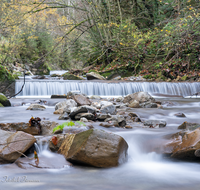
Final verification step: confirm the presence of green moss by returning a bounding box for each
[0,94,11,107]
[181,75,188,81]
[62,73,83,80]
[0,103,4,107]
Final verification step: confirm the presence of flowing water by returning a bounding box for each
[1,81,200,190]
[15,80,200,96]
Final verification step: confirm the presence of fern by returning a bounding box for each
[76,121,86,126]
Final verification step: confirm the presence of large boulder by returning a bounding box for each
[0,93,11,107]
[0,122,40,135]
[86,72,105,80]
[0,130,36,163]
[73,94,91,106]
[123,92,155,108]
[58,129,128,167]
[164,127,200,160]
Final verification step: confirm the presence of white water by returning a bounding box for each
[15,80,200,96]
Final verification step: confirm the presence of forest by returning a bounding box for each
[0,0,200,81]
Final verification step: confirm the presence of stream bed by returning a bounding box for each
[1,95,200,190]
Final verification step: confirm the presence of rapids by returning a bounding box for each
[1,95,200,190]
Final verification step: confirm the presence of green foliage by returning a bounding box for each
[52,121,85,133]
[0,65,14,82]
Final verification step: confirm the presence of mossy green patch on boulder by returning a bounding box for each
[0,94,11,107]
[62,73,83,80]
[0,103,4,107]
[181,75,188,81]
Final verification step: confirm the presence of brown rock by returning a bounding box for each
[49,134,65,152]
[178,121,200,130]
[164,128,200,160]
[0,122,40,135]
[58,129,128,167]
[40,121,59,135]
[0,131,36,163]
[73,94,91,106]
[128,100,140,108]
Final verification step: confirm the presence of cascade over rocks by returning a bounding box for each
[86,72,105,80]
[0,130,36,163]
[58,129,128,167]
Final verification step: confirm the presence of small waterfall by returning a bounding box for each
[15,80,200,96]
[34,137,49,155]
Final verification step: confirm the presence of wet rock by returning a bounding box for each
[161,101,177,107]
[86,72,105,80]
[49,134,65,152]
[100,105,116,115]
[143,120,166,128]
[80,117,88,122]
[142,103,158,108]
[105,115,126,127]
[73,94,91,106]
[51,95,67,99]
[66,90,82,99]
[96,113,112,121]
[125,125,133,129]
[75,113,95,120]
[123,92,155,107]
[100,101,113,107]
[0,130,36,163]
[59,113,70,120]
[26,104,46,111]
[116,97,124,102]
[69,106,98,119]
[99,123,114,128]
[164,128,200,160]
[90,95,101,99]
[54,108,65,114]
[0,93,11,107]
[174,113,186,117]
[62,73,83,80]
[92,102,101,109]
[40,121,59,135]
[0,122,40,135]
[178,121,200,131]
[194,149,200,157]
[55,99,77,111]
[128,100,140,108]
[58,129,128,167]
[63,126,90,134]
[128,113,141,122]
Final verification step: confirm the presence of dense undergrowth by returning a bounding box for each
[0,0,200,81]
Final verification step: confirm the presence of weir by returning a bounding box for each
[15,80,200,96]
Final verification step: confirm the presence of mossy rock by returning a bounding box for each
[0,103,4,107]
[0,94,11,107]
[62,73,83,80]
